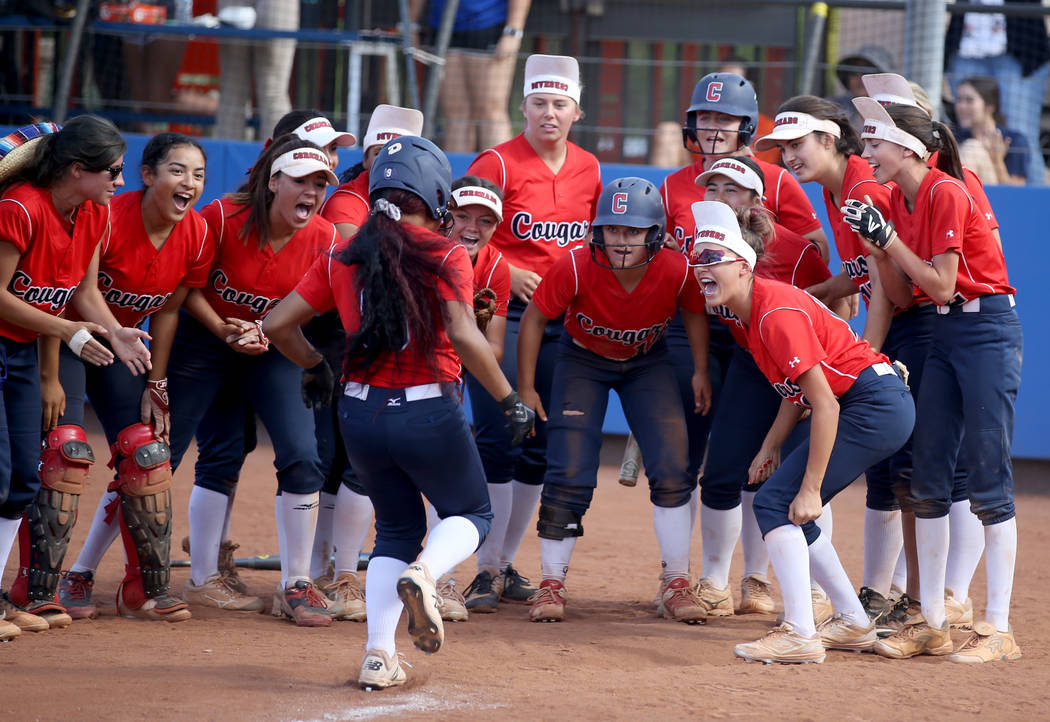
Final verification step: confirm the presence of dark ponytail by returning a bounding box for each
[335,188,457,380]
[778,95,863,157]
[886,105,964,181]
[0,115,125,196]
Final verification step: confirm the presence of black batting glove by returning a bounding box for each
[302,358,336,409]
[499,391,535,447]
[841,198,896,249]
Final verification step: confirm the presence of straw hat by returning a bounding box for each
[0,122,61,185]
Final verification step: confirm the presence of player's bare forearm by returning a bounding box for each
[808,272,859,306]
[485,314,506,364]
[263,292,325,369]
[763,397,805,451]
[515,301,548,395]
[884,239,959,306]
[867,246,913,309]
[445,299,513,401]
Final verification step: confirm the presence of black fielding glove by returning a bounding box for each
[302,359,336,408]
[499,391,535,447]
[841,198,895,249]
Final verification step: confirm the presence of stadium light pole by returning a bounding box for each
[904,0,946,119]
[53,0,93,123]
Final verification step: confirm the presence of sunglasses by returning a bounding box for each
[94,163,124,180]
[690,248,741,266]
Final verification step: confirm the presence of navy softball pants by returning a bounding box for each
[909,295,1022,523]
[753,365,915,544]
[0,338,41,520]
[540,336,694,516]
[337,388,492,563]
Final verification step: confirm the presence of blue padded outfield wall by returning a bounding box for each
[110,135,1048,458]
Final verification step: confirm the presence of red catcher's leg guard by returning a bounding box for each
[113,424,177,607]
[10,425,94,605]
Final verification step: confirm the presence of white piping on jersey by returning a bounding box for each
[771,167,786,213]
[480,149,508,195]
[758,302,860,382]
[675,256,689,295]
[479,249,504,288]
[213,200,227,245]
[569,246,582,297]
[929,178,995,297]
[789,243,817,287]
[0,198,33,243]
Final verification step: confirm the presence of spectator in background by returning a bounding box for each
[829,45,895,130]
[952,75,1029,186]
[414,0,531,153]
[945,0,1049,186]
[213,0,299,141]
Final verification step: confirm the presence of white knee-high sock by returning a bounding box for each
[914,515,949,629]
[741,491,769,579]
[476,482,512,573]
[946,500,985,601]
[863,508,903,595]
[332,486,373,576]
[0,516,20,584]
[277,492,319,587]
[70,490,122,573]
[810,503,833,593]
[310,491,337,579]
[653,504,693,580]
[540,537,577,582]
[699,503,740,588]
[365,556,408,655]
[188,486,228,586]
[418,516,481,581]
[984,517,1017,632]
[809,532,867,624]
[765,524,816,638]
[499,480,541,569]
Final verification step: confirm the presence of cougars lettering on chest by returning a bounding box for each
[209,268,279,316]
[10,270,76,311]
[576,313,671,352]
[510,212,589,247]
[98,272,170,315]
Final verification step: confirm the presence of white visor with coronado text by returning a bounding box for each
[690,200,757,268]
[752,111,842,152]
[452,185,503,221]
[694,157,765,195]
[270,148,339,186]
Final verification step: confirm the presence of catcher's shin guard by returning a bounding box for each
[112,424,181,611]
[10,425,94,605]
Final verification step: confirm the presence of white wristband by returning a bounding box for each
[68,328,93,357]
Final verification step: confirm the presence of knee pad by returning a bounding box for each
[111,423,172,496]
[39,424,94,494]
[536,504,583,540]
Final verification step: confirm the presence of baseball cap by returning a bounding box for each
[752,112,842,152]
[694,157,765,196]
[292,117,356,149]
[363,105,424,151]
[270,147,339,186]
[524,54,581,104]
[690,200,757,268]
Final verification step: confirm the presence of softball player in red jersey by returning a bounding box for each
[264,136,532,689]
[844,100,1022,663]
[16,134,211,625]
[0,117,152,635]
[520,177,711,624]
[465,54,602,607]
[322,105,425,240]
[689,201,913,664]
[167,137,340,626]
[689,157,833,619]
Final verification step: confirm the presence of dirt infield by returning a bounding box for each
[4,428,1050,721]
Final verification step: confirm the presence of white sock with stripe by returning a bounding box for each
[309,491,337,579]
[277,492,319,587]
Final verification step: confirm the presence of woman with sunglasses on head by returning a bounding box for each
[0,117,151,637]
[166,136,340,627]
[690,200,913,664]
[464,54,602,610]
[688,157,832,621]
[846,97,1022,664]
[264,136,532,689]
[14,133,211,625]
[519,177,711,625]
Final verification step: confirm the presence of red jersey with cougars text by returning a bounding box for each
[467,134,602,277]
[822,155,894,305]
[200,198,336,322]
[532,246,705,360]
[887,168,1014,305]
[0,183,110,342]
[709,222,831,347]
[473,243,511,318]
[296,225,472,386]
[929,152,998,231]
[320,170,370,232]
[660,154,822,252]
[745,276,889,408]
[88,190,213,328]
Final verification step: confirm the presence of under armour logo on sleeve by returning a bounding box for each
[788,356,800,368]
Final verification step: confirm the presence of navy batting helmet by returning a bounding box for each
[368,136,452,221]
[590,177,666,269]
[683,73,759,151]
